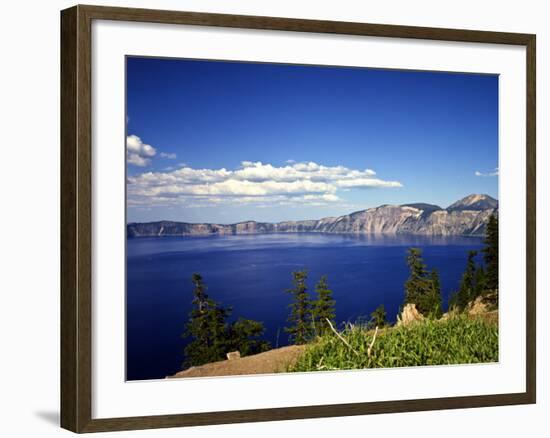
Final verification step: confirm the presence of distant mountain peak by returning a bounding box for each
[446,194,498,212]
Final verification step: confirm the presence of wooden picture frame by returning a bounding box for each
[61,4,536,433]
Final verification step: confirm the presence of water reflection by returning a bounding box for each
[127,232,483,257]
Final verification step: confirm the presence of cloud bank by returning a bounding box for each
[127,160,402,208]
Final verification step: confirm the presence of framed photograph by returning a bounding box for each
[60,5,536,433]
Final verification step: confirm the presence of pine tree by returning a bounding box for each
[183,273,269,367]
[456,250,478,310]
[405,248,428,306]
[474,265,487,298]
[448,290,459,311]
[226,318,271,356]
[183,273,230,367]
[404,248,439,316]
[427,269,443,318]
[370,304,387,328]
[285,270,312,344]
[311,275,336,336]
[483,214,499,292]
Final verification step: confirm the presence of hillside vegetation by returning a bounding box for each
[289,312,498,372]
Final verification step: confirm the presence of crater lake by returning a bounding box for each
[126,233,484,380]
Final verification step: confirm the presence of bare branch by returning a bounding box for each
[325,318,360,357]
[367,326,379,366]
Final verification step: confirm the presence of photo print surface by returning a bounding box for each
[125,57,499,381]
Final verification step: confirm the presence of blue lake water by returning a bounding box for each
[126,233,484,380]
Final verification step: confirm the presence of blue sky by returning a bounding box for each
[126,57,498,224]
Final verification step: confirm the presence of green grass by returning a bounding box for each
[289,315,498,372]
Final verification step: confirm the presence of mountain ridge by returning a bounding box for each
[127,194,498,237]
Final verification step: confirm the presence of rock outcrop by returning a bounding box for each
[396,303,424,326]
[226,351,241,361]
[467,296,490,316]
[128,194,498,238]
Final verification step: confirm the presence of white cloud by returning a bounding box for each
[336,177,401,188]
[160,152,177,159]
[475,167,499,177]
[126,135,156,167]
[127,153,150,167]
[127,160,402,208]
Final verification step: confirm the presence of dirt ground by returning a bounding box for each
[168,345,306,378]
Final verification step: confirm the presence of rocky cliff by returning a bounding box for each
[127,194,498,238]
